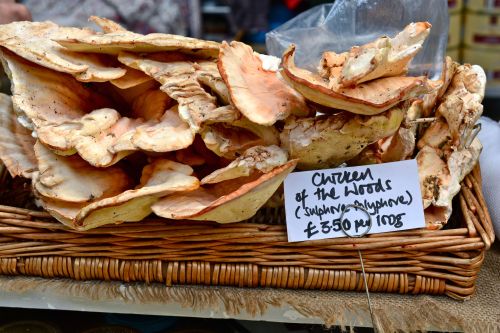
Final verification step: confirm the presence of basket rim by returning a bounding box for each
[0,164,495,249]
[0,164,495,300]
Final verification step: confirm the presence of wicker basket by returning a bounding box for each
[0,164,495,300]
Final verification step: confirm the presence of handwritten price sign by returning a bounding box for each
[284,160,425,242]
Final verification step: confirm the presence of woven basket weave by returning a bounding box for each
[0,164,495,300]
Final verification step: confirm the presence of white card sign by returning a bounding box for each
[284,160,425,242]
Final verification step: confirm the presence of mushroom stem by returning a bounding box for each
[407,117,436,124]
[463,123,481,149]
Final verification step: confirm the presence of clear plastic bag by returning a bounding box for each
[266,0,449,79]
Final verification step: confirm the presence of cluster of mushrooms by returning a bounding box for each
[0,17,486,230]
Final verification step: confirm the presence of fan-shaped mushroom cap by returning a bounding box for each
[152,160,297,223]
[195,61,231,105]
[281,44,433,115]
[126,105,195,153]
[56,22,220,58]
[201,105,242,124]
[417,63,483,155]
[436,64,486,146]
[33,141,131,203]
[378,99,423,162]
[420,57,458,117]
[37,159,199,230]
[37,108,143,167]
[200,124,264,160]
[200,114,280,160]
[74,159,199,229]
[338,22,431,87]
[110,67,154,90]
[424,206,451,230]
[0,93,36,178]
[281,106,404,170]
[0,21,126,82]
[118,52,219,133]
[118,49,282,158]
[218,41,309,125]
[231,117,280,145]
[415,61,485,229]
[201,145,288,184]
[28,86,182,166]
[0,49,113,130]
[417,138,482,229]
[37,199,84,228]
[350,99,423,166]
[439,138,482,207]
[89,15,127,33]
[417,118,452,151]
[416,145,449,209]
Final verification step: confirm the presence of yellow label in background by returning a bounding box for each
[463,48,500,72]
[466,0,500,13]
[448,13,462,48]
[447,47,461,62]
[463,48,500,89]
[464,11,500,49]
[448,0,464,13]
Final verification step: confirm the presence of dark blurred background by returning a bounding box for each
[0,307,378,333]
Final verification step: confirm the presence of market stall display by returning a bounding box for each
[0,16,494,300]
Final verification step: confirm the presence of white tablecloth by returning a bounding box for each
[478,116,500,239]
